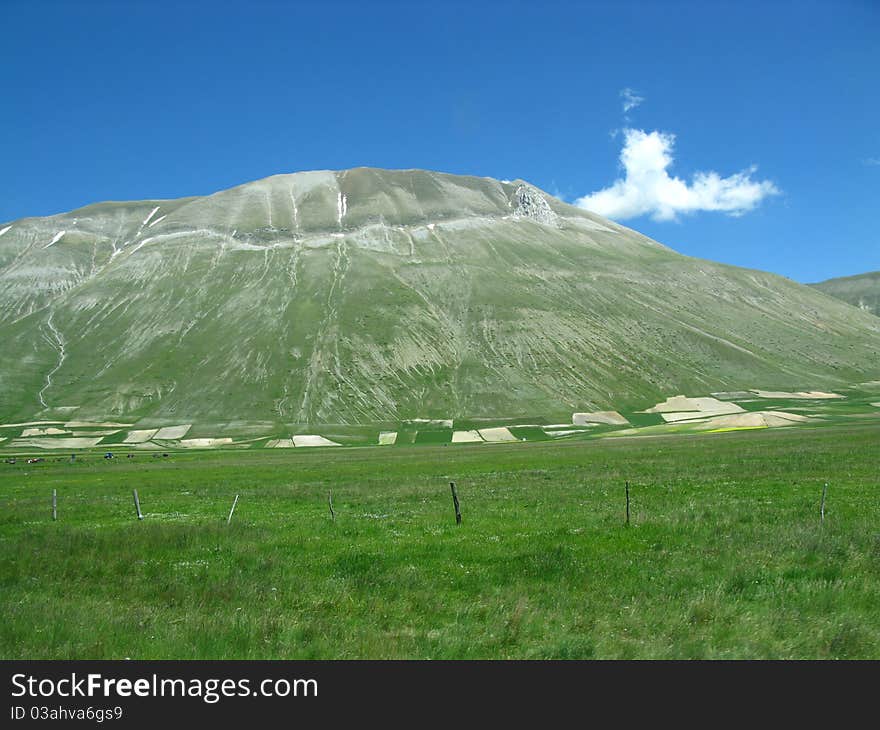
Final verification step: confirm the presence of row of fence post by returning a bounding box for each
[44,481,833,527]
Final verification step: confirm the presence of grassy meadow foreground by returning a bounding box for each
[1,424,879,659]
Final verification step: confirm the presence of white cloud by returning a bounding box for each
[575,128,780,221]
[620,88,643,114]
[864,157,880,166]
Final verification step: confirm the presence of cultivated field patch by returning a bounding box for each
[179,438,234,448]
[378,431,398,445]
[154,425,192,440]
[572,411,629,426]
[752,390,843,399]
[452,430,483,443]
[21,427,69,437]
[477,427,518,442]
[9,437,102,449]
[123,429,158,444]
[291,435,341,447]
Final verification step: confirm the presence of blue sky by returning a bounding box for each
[1,0,877,282]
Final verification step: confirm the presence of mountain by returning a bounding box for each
[810,271,880,316]
[1,167,879,431]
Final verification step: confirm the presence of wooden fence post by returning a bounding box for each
[450,481,462,525]
[133,489,143,520]
[52,489,57,521]
[820,483,828,524]
[227,494,239,525]
[625,481,630,527]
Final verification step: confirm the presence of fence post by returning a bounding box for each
[820,483,828,524]
[450,481,462,525]
[133,489,143,520]
[625,481,630,527]
[52,489,57,521]
[328,490,335,521]
[227,494,239,525]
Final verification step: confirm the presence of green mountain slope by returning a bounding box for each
[1,168,878,428]
[810,271,880,316]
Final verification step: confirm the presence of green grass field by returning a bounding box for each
[1,424,878,659]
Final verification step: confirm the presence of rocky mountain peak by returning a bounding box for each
[512,184,559,226]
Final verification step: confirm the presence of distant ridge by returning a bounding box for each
[810,270,879,316]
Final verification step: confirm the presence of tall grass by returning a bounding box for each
[1,425,878,658]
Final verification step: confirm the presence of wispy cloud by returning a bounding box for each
[864,157,880,166]
[575,128,780,221]
[620,88,644,114]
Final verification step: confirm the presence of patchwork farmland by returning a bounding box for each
[1,383,878,454]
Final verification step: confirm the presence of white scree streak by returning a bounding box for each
[44,231,65,248]
[142,207,160,227]
[37,314,65,408]
[337,192,347,227]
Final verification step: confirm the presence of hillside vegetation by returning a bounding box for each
[1,168,878,431]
